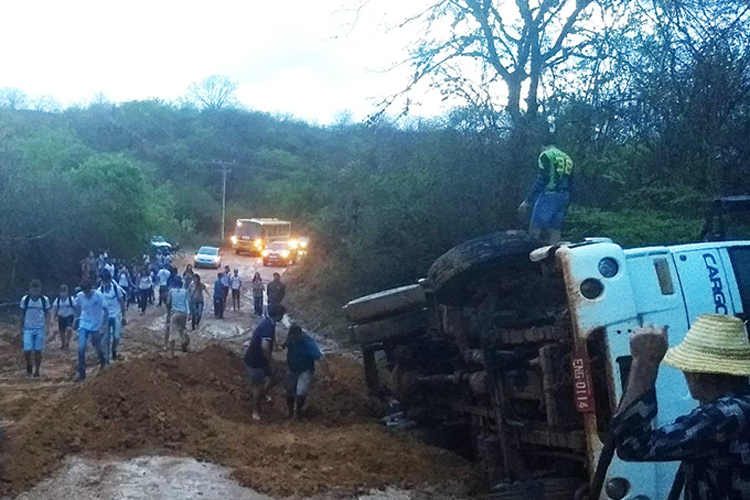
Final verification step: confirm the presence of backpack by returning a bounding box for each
[23,295,50,313]
[99,283,122,301]
[56,296,75,310]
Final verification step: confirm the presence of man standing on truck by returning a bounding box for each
[612,315,750,500]
[518,145,574,245]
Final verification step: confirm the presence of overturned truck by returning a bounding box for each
[347,230,750,500]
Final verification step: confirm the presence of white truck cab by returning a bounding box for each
[559,239,750,500]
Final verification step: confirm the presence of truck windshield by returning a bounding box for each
[728,246,750,318]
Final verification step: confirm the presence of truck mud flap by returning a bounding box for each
[344,284,427,323]
[352,309,429,344]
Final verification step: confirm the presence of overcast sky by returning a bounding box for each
[0,0,446,124]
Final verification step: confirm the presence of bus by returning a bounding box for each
[231,218,291,255]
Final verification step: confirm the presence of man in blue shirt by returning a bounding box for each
[75,279,109,381]
[213,273,225,319]
[285,323,332,420]
[244,304,286,421]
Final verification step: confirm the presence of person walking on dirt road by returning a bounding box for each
[75,279,109,381]
[99,272,126,362]
[136,268,152,315]
[611,315,750,500]
[157,265,171,307]
[245,304,286,421]
[166,276,191,357]
[285,324,332,420]
[19,280,51,378]
[252,272,264,316]
[267,273,286,307]
[189,273,207,330]
[518,145,574,245]
[53,284,77,350]
[230,269,242,312]
[221,266,231,311]
[213,273,225,319]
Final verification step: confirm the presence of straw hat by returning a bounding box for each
[664,314,750,376]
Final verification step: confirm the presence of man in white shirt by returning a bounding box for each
[230,269,242,312]
[99,272,126,362]
[166,276,191,357]
[75,279,109,381]
[157,266,171,307]
[19,280,51,378]
[52,284,78,350]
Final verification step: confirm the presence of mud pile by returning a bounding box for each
[0,345,474,497]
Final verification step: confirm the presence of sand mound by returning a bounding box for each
[0,345,474,497]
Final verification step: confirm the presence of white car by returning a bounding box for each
[194,246,222,269]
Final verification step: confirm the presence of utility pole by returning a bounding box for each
[209,161,234,245]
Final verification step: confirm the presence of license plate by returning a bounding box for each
[572,353,595,413]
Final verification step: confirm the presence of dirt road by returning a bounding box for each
[0,253,474,499]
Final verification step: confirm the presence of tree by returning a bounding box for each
[377,0,608,131]
[186,75,239,110]
[0,87,28,110]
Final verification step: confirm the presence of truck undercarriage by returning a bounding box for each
[348,232,605,499]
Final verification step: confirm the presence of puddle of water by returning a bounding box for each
[11,455,273,500]
[10,455,420,500]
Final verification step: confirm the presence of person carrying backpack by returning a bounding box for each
[52,284,77,350]
[19,280,51,378]
[99,272,126,362]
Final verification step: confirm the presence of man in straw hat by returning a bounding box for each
[612,314,750,500]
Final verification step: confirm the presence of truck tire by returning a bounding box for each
[344,284,427,323]
[428,231,541,306]
[352,309,428,344]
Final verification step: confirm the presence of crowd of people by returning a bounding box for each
[19,248,329,421]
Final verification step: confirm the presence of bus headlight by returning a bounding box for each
[262,249,270,257]
[254,239,262,248]
[300,240,308,248]
[231,236,237,244]
[288,239,299,249]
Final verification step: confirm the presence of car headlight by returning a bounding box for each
[262,249,270,257]
[281,250,290,258]
[231,236,237,244]
[300,241,308,248]
[288,239,299,249]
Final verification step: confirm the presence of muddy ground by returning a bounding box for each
[0,253,475,499]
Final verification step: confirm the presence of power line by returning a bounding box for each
[208,161,235,245]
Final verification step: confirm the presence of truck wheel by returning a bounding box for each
[352,309,428,344]
[428,231,542,306]
[345,284,427,323]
